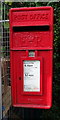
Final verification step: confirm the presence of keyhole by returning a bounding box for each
[19,77,21,80]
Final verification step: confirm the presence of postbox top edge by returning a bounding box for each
[10,6,53,12]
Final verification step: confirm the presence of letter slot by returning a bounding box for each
[13,25,50,32]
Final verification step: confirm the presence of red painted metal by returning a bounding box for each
[9,7,53,109]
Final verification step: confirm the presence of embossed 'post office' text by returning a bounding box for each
[13,12,49,22]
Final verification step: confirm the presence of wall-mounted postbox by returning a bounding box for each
[10,7,53,109]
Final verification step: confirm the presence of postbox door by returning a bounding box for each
[10,50,52,108]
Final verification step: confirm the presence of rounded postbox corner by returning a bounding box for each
[47,104,52,109]
[12,104,17,107]
[9,8,14,12]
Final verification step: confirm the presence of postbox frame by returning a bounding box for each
[10,6,53,109]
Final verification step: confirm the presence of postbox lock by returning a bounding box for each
[19,77,21,80]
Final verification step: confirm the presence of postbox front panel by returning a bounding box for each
[12,31,52,48]
[10,7,53,109]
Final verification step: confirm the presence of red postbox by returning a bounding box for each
[10,7,53,109]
